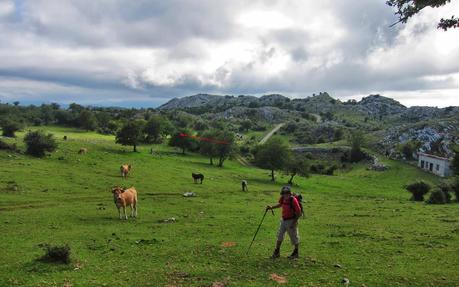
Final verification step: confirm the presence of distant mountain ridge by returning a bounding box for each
[158,93,457,116]
[158,92,459,158]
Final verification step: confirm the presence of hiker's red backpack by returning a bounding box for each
[289,193,304,218]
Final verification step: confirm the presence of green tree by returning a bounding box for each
[452,146,459,175]
[40,104,56,125]
[214,130,235,167]
[169,129,196,155]
[144,115,163,143]
[240,120,253,132]
[254,137,290,181]
[77,110,98,131]
[1,119,21,137]
[95,112,111,133]
[116,120,145,152]
[285,155,309,185]
[401,141,421,160]
[24,130,57,157]
[347,130,367,162]
[55,110,74,125]
[160,117,175,139]
[386,0,458,30]
[199,130,218,165]
[193,120,209,131]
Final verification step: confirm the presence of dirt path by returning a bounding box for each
[259,123,285,144]
[235,154,251,167]
[312,113,322,123]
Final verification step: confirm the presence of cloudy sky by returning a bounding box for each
[0,0,458,107]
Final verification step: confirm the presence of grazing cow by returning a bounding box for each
[120,164,132,179]
[111,186,137,220]
[241,180,248,192]
[192,173,204,184]
[78,148,87,154]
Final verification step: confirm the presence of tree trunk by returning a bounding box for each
[133,144,137,152]
[182,147,185,154]
[218,156,225,167]
[271,169,275,181]
[210,157,213,165]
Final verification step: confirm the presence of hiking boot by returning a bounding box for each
[288,249,298,259]
[270,249,280,259]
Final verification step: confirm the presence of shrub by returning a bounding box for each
[437,182,452,203]
[427,189,448,204]
[325,165,338,175]
[310,164,325,174]
[24,130,57,157]
[449,177,459,202]
[39,244,71,264]
[406,181,431,201]
[1,120,21,137]
[239,145,250,154]
[0,139,17,151]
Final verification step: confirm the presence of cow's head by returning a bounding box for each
[111,186,125,201]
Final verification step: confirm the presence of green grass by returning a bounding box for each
[1,127,458,286]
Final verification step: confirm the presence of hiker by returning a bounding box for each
[266,185,302,259]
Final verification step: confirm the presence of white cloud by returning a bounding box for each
[0,1,14,18]
[0,0,458,106]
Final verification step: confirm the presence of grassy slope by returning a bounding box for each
[0,127,458,287]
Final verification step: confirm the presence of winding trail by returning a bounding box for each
[259,123,285,144]
[235,123,285,167]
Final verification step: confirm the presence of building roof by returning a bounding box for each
[418,152,451,161]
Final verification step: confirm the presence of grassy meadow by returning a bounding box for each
[0,127,458,286]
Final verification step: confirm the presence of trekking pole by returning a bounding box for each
[246,208,274,255]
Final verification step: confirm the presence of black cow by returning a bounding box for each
[192,173,204,184]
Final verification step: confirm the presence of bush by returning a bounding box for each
[427,189,448,204]
[437,182,452,203]
[0,139,17,151]
[310,164,325,173]
[24,131,57,157]
[406,181,431,201]
[39,244,71,264]
[349,148,367,162]
[1,120,21,137]
[325,165,338,175]
[451,177,459,202]
[239,145,250,155]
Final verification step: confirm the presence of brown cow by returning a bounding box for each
[111,186,137,220]
[120,164,132,179]
[78,148,87,154]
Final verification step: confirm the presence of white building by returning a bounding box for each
[418,153,452,177]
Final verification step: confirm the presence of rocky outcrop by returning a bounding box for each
[158,93,287,110]
[367,155,388,171]
[211,106,288,122]
[379,123,459,158]
[158,94,221,109]
[356,94,406,116]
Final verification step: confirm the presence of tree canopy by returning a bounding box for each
[386,0,458,30]
[169,129,197,154]
[254,137,291,181]
[285,155,309,185]
[115,120,145,152]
